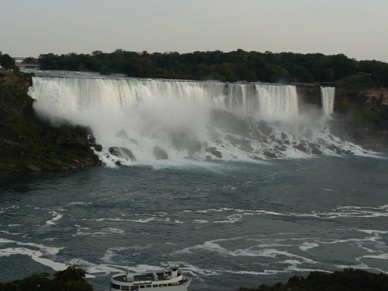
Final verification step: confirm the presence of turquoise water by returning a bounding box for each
[1,156,388,290]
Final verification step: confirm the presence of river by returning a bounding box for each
[1,71,387,290]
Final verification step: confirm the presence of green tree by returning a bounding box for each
[0,54,16,69]
[22,57,38,64]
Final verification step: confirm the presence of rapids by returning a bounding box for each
[27,71,370,167]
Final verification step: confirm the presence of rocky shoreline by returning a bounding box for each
[0,71,101,173]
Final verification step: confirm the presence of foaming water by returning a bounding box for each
[27,72,372,166]
[0,157,387,290]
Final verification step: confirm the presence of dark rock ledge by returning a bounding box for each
[0,71,101,174]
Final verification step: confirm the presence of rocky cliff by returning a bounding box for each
[0,71,101,173]
[295,83,388,152]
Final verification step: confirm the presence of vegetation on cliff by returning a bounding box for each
[37,50,388,87]
[331,86,388,152]
[0,70,100,173]
[238,268,388,291]
[0,266,93,291]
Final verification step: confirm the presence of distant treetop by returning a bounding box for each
[37,50,388,88]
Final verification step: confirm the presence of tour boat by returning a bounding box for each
[110,264,191,291]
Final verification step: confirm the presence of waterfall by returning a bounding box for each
[28,74,368,165]
[29,77,300,120]
[256,84,299,119]
[321,86,335,116]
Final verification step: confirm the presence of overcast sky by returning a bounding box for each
[1,0,387,62]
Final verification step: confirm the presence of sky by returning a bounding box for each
[1,0,388,62]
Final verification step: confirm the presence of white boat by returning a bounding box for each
[110,264,191,291]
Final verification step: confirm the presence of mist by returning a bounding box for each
[28,74,371,166]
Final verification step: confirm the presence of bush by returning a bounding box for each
[0,266,93,291]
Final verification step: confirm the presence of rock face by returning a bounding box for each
[295,83,388,152]
[108,147,136,161]
[153,146,168,160]
[296,84,322,109]
[206,147,222,159]
[0,71,101,173]
[335,87,388,111]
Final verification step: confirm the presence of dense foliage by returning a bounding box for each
[0,52,17,70]
[238,268,388,291]
[38,49,388,87]
[0,71,100,173]
[0,266,93,291]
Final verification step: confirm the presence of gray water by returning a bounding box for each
[1,156,388,290]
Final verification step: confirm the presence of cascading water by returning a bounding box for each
[28,73,369,166]
[321,86,335,116]
[256,84,299,119]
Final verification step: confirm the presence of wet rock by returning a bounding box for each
[26,164,41,172]
[257,120,272,136]
[281,132,288,140]
[275,144,286,151]
[108,147,136,161]
[93,144,103,152]
[311,145,323,155]
[0,124,21,142]
[342,150,354,156]
[170,130,201,155]
[206,147,223,158]
[153,146,168,160]
[294,143,308,153]
[317,138,326,144]
[263,151,278,159]
[327,145,342,154]
[210,109,250,136]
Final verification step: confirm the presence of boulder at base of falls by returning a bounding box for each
[206,147,223,159]
[108,147,136,161]
[210,109,251,136]
[170,129,201,155]
[257,120,272,136]
[263,151,279,159]
[294,143,309,153]
[153,146,168,160]
[310,144,323,155]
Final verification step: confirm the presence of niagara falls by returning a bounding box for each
[1,68,387,290]
[2,1,388,289]
[28,72,369,168]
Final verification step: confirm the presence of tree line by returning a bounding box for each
[0,266,93,291]
[0,52,17,70]
[24,49,388,87]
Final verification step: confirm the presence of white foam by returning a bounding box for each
[299,242,320,251]
[357,229,388,235]
[361,254,388,260]
[45,211,63,226]
[0,230,20,236]
[193,220,209,224]
[0,238,66,271]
